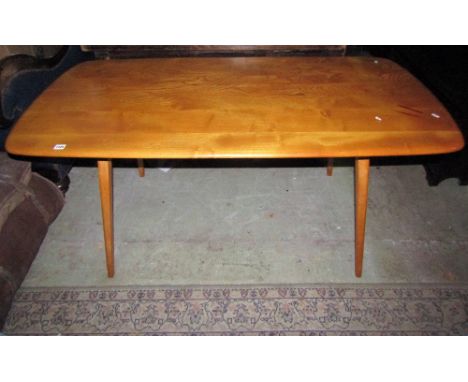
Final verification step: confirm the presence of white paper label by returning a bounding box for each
[53,144,67,150]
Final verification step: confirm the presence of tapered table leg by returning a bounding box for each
[327,158,334,176]
[98,160,114,277]
[137,159,145,177]
[355,158,370,277]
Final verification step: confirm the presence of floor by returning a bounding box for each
[22,159,468,287]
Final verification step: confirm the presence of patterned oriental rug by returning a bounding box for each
[3,284,468,335]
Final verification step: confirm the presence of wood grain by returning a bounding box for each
[137,159,145,177]
[327,158,334,176]
[6,57,464,159]
[355,158,370,277]
[97,160,114,277]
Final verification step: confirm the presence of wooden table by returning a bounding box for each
[6,57,464,278]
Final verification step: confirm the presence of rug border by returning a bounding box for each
[16,282,468,292]
[6,282,467,335]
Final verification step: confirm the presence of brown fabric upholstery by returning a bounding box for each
[0,153,64,329]
[0,153,30,184]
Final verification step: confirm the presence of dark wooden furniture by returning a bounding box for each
[82,45,347,59]
[367,46,468,186]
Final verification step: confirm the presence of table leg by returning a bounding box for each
[98,160,114,277]
[137,159,145,177]
[327,158,334,176]
[355,158,370,277]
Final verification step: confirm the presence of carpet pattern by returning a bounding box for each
[3,284,468,335]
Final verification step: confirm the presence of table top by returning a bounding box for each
[6,56,464,159]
